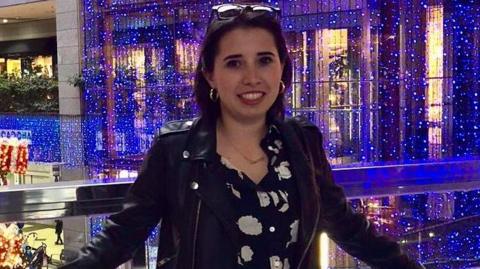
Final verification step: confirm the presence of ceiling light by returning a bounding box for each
[2,19,8,23]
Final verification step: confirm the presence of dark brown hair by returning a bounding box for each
[194,10,292,122]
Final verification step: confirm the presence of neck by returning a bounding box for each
[217,114,267,143]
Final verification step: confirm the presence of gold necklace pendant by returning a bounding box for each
[243,154,266,165]
[229,141,266,165]
[218,123,267,165]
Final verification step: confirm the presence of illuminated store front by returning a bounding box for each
[0,37,57,77]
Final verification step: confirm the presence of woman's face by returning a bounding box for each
[204,27,284,123]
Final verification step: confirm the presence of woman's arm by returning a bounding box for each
[60,139,168,269]
[305,125,424,269]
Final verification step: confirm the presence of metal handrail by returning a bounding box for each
[0,159,479,222]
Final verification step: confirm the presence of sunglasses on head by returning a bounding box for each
[209,3,280,23]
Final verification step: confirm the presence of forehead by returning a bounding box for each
[216,27,278,57]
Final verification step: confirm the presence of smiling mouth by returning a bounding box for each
[238,92,265,100]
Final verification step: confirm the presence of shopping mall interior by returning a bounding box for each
[0,0,479,268]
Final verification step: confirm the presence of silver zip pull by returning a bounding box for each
[158,254,177,267]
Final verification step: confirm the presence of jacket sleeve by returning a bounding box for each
[60,138,168,269]
[306,126,424,269]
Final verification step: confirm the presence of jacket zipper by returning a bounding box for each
[296,210,320,269]
[191,199,202,269]
[157,254,177,267]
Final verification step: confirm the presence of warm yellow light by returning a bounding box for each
[0,223,23,267]
[32,55,54,77]
[2,19,8,23]
[319,232,329,269]
[176,39,199,75]
[6,58,21,77]
[133,48,145,87]
[426,5,444,157]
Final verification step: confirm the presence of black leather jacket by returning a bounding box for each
[61,116,424,269]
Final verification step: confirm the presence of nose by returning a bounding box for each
[242,63,261,86]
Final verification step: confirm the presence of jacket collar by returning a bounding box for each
[184,117,218,162]
[184,116,281,161]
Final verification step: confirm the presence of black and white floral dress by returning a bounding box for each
[217,125,300,269]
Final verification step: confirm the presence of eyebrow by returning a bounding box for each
[223,51,276,62]
[258,52,275,57]
[223,54,242,61]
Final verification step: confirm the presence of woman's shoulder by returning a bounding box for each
[150,118,199,152]
[283,116,325,147]
[285,115,319,132]
[157,118,198,137]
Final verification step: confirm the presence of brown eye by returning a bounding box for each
[259,56,273,65]
[226,60,241,68]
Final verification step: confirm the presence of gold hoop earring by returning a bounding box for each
[209,88,219,102]
[279,81,286,93]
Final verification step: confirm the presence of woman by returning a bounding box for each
[61,4,424,269]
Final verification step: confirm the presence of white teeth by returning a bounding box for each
[240,92,263,100]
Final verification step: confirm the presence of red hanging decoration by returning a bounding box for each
[0,224,24,268]
[0,139,12,173]
[0,138,30,186]
[15,141,29,175]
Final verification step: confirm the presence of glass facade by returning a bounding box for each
[81,0,480,173]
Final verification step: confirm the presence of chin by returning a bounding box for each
[239,111,269,121]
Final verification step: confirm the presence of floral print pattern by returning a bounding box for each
[274,161,292,180]
[219,124,300,269]
[238,215,263,236]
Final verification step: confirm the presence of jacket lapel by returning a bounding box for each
[183,117,239,248]
[195,163,240,248]
[277,119,321,260]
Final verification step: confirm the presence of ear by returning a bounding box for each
[202,70,215,89]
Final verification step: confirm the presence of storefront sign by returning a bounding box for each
[0,129,32,142]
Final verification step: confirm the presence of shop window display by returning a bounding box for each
[0,55,54,78]
[5,58,21,77]
[31,55,54,77]
[0,58,5,74]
